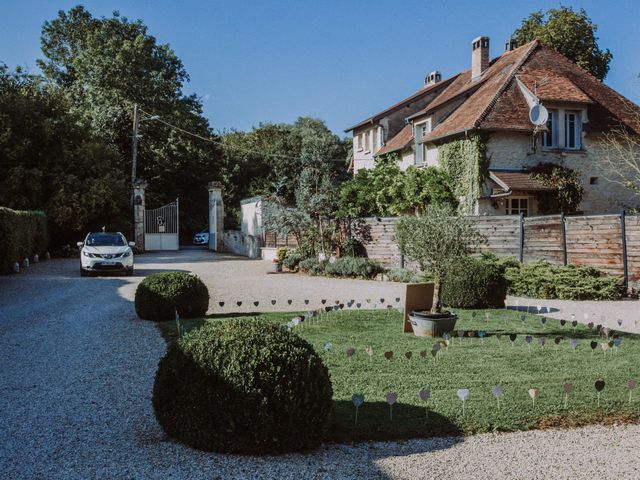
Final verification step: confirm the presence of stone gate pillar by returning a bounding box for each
[133,180,148,250]
[208,181,224,251]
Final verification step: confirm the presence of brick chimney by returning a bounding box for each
[471,36,490,80]
[505,37,518,52]
[424,70,441,86]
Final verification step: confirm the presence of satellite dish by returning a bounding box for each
[529,104,548,126]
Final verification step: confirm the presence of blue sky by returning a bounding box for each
[1,0,639,135]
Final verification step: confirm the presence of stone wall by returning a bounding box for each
[485,132,639,214]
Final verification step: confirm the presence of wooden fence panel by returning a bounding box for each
[522,215,564,264]
[472,216,520,258]
[351,214,638,285]
[565,215,624,277]
[625,215,640,282]
[362,218,402,267]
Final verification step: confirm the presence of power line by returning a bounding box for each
[137,107,348,163]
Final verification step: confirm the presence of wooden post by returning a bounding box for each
[621,209,629,290]
[519,212,525,263]
[561,213,568,266]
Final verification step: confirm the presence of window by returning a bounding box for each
[414,120,431,165]
[372,128,378,152]
[564,111,581,150]
[590,177,599,185]
[542,109,558,148]
[365,131,371,152]
[506,197,529,216]
[357,134,363,151]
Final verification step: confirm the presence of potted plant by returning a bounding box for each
[395,205,485,337]
[273,247,288,273]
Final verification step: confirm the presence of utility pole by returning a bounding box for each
[131,103,140,185]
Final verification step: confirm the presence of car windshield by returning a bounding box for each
[86,233,126,247]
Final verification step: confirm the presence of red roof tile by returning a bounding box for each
[419,42,640,142]
[344,74,460,132]
[490,170,556,192]
[375,124,413,156]
[422,41,538,142]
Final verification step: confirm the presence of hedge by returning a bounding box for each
[323,256,385,279]
[0,207,49,274]
[152,318,333,453]
[135,271,209,321]
[440,256,507,308]
[505,262,622,300]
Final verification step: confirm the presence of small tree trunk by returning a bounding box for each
[431,280,442,314]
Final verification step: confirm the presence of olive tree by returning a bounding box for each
[395,206,486,313]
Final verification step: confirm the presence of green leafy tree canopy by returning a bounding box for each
[513,6,612,80]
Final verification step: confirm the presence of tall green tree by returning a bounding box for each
[513,6,612,80]
[0,65,128,245]
[38,6,222,240]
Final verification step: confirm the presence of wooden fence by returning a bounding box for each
[356,213,640,284]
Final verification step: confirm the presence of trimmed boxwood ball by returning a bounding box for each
[135,271,209,321]
[152,319,333,454]
[440,256,507,309]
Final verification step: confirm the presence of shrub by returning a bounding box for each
[0,207,49,273]
[323,256,385,279]
[386,268,424,283]
[505,262,621,300]
[479,252,520,272]
[275,247,289,263]
[152,319,333,454]
[339,237,366,257]
[135,271,209,321]
[440,256,507,308]
[282,249,302,271]
[298,257,326,276]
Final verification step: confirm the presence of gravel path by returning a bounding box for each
[1,251,639,479]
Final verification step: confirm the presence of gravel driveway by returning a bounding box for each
[1,251,639,479]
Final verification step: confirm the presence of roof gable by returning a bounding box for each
[422,41,538,142]
[423,42,640,142]
[344,74,459,132]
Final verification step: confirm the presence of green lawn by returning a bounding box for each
[157,309,640,443]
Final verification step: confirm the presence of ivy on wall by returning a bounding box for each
[530,164,584,214]
[437,133,489,214]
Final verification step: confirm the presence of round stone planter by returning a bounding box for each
[409,311,458,337]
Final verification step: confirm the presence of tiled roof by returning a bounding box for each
[375,123,413,156]
[420,41,640,142]
[422,41,538,142]
[516,71,593,104]
[490,170,556,192]
[344,74,460,132]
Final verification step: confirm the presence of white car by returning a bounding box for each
[193,230,210,245]
[78,232,135,277]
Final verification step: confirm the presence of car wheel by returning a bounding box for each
[80,268,88,277]
[126,269,134,277]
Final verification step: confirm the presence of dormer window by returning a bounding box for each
[414,118,431,165]
[564,111,582,150]
[541,108,582,151]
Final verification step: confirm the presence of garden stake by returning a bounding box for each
[352,394,364,425]
[385,391,398,422]
[419,389,430,418]
[628,379,637,403]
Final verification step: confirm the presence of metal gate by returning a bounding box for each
[144,199,179,251]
